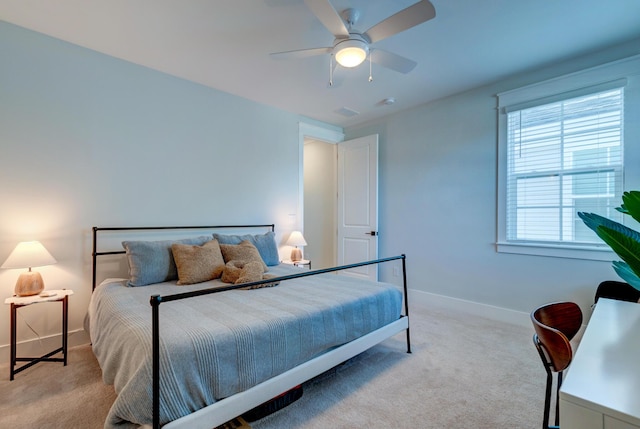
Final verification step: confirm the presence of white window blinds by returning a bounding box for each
[505,87,624,245]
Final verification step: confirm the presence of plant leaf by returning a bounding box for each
[622,191,640,224]
[579,193,640,289]
[577,212,640,243]
[612,261,640,291]
[596,225,640,280]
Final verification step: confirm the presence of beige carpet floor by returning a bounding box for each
[0,300,546,428]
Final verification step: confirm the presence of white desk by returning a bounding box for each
[560,298,640,429]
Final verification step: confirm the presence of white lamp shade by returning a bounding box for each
[286,231,307,247]
[1,241,57,270]
[287,231,307,262]
[334,39,368,68]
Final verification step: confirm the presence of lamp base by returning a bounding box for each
[15,271,45,297]
[290,248,302,262]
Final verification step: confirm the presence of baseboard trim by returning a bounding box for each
[0,328,89,365]
[408,289,532,329]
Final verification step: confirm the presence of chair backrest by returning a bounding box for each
[595,280,640,304]
[531,302,583,372]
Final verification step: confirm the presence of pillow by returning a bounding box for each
[221,260,262,284]
[219,240,268,271]
[214,231,279,266]
[122,235,211,286]
[171,239,225,285]
[220,260,279,289]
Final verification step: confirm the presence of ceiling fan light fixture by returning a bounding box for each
[333,39,368,68]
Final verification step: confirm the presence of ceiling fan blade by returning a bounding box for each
[270,46,332,60]
[364,0,436,44]
[370,49,417,74]
[304,0,349,38]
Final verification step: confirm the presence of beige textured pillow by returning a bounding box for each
[236,262,280,289]
[219,240,268,271]
[220,260,279,289]
[171,239,225,285]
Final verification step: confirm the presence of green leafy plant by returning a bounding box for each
[578,191,640,291]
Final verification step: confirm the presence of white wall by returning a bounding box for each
[0,22,320,361]
[346,38,640,317]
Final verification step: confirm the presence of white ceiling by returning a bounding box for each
[1,0,640,128]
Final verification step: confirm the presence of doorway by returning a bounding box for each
[298,123,378,277]
[303,138,337,269]
[298,122,343,270]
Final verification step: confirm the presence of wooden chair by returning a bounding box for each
[531,302,583,429]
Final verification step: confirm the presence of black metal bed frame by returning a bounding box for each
[91,224,410,429]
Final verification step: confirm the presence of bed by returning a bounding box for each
[87,224,411,429]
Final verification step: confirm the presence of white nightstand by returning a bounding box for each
[282,259,311,269]
[4,289,73,380]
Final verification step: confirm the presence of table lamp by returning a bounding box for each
[1,241,57,296]
[286,231,307,262]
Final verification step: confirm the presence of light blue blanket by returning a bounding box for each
[87,265,403,428]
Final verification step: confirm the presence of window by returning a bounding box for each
[506,88,624,244]
[497,55,640,260]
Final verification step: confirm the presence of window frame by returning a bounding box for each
[496,55,640,260]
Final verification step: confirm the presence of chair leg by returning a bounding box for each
[543,368,553,429]
[533,335,560,429]
[554,371,563,427]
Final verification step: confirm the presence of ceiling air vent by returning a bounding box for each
[335,107,359,117]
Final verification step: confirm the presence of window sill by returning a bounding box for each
[496,242,616,261]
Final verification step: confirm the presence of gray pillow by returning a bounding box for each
[213,231,279,266]
[122,236,211,286]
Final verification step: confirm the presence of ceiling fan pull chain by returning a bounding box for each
[329,55,334,86]
[369,53,373,82]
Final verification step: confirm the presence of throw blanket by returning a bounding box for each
[86,265,403,428]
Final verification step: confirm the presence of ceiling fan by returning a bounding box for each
[270,0,436,75]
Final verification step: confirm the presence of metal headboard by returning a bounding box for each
[91,224,275,290]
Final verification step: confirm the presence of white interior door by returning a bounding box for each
[337,134,379,280]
